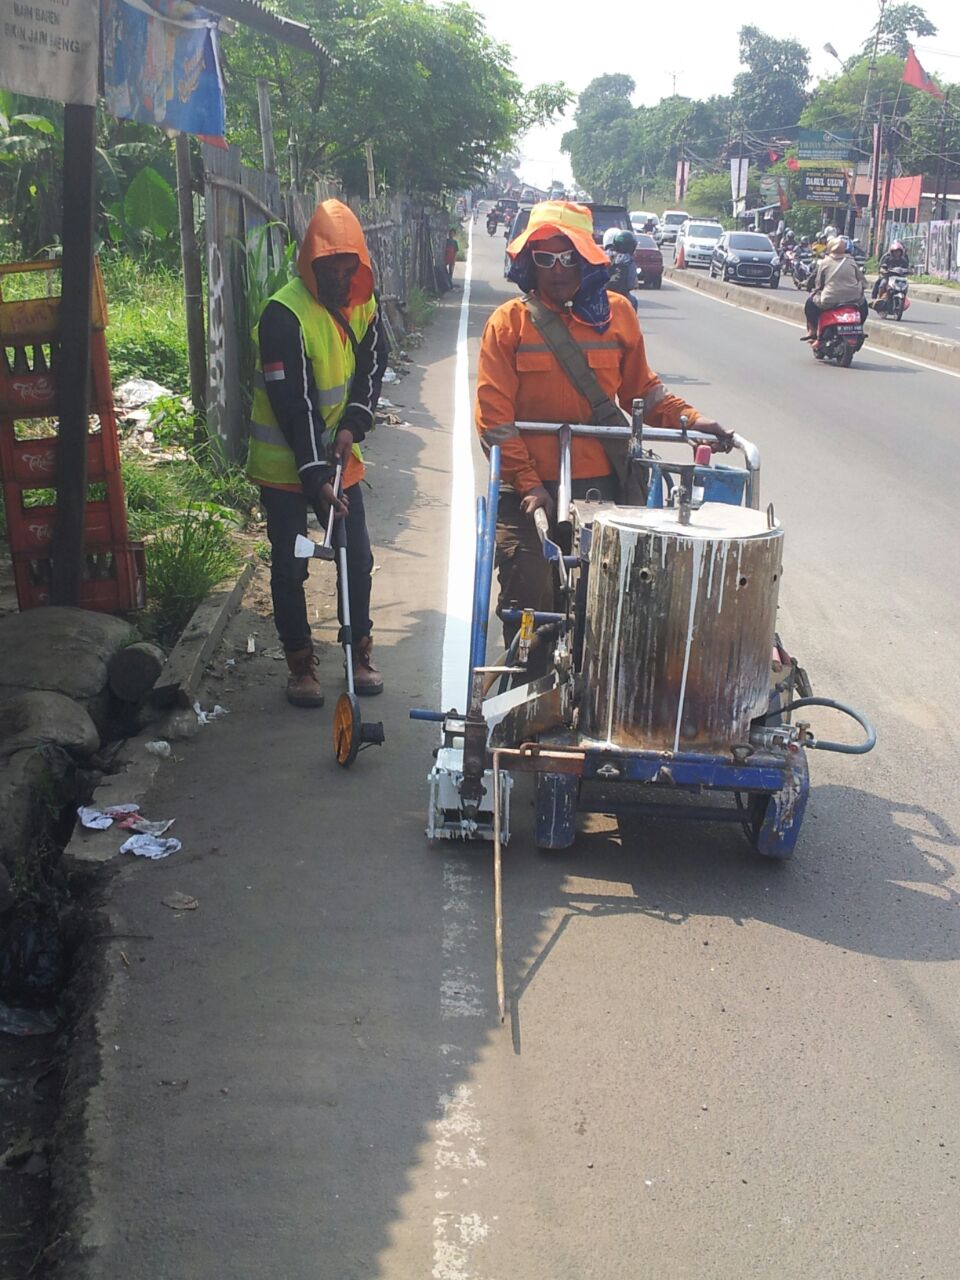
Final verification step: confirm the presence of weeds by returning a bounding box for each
[405,285,436,332]
[144,506,240,641]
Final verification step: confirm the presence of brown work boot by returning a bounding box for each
[284,646,324,708]
[352,636,384,697]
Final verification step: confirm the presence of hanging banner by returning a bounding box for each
[101,0,225,140]
[0,0,99,105]
[729,157,749,217]
[675,159,690,203]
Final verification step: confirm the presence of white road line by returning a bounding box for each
[666,276,960,380]
[434,222,492,1280]
[441,224,478,711]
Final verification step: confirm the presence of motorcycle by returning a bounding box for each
[811,304,866,368]
[486,214,499,236]
[790,250,814,290]
[871,269,911,321]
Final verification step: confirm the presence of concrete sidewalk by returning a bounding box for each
[59,283,489,1280]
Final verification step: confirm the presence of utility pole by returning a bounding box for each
[868,97,884,254]
[667,70,681,97]
[933,93,950,220]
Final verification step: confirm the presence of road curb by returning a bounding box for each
[663,266,960,372]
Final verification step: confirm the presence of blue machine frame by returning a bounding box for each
[413,422,875,861]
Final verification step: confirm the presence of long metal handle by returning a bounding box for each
[514,421,761,509]
[492,751,506,1024]
[323,462,344,550]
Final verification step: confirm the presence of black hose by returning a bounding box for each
[760,697,876,755]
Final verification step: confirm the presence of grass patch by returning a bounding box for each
[143,506,241,641]
[101,254,190,393]
[912,274,960,290]
[405,285,436,332]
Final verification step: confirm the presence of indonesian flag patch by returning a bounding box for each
[264,362,285,382]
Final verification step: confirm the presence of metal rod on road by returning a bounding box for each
[492,751,506,1023]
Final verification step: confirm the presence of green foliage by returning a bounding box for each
[145,507,241,641]
[685,174,737,218]
[121,458,181,537]
[405,285,436,332]
[733,26,810,130]
[120,165,178,240]
[103,258,189,391]
[220,0,568,194]
[862,3,937,58]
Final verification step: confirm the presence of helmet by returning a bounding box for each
[800,236,810,246]
[890,240,904,253]
[602,227,619,249]
[611,230,637,254]
[823,224,838,238]
[841,236,854,254]
[784,227,794,238]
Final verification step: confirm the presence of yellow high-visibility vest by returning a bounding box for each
[247,277,375,489]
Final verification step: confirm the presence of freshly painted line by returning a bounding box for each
[441,224,478,711]
[665,276,960,380]
[434,222,492,1280]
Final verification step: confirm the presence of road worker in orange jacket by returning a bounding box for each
[475,200,729,670]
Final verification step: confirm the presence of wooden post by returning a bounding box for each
[255,78,283,266]
[364,141,376,201]
[175,132,207,431]
[51,103,96,608]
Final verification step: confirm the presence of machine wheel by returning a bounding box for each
[741,751,809,860]
[333,692,362,767]
[769,276,780,289]
[839,344,855,368]
[535,772,579,851]
[650,276,662,290]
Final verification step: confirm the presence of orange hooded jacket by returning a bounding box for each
[475,291,700,494]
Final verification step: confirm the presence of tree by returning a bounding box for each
[862,3,937,59]
[733,26,810,130]
[222,0,569,195]
[801,55,906,132]
[561,75,640,200]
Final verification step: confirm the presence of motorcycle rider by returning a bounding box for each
[606,229,639,312]
[802,236,868,341]
[486,210,499,235]
[873,239,911,301]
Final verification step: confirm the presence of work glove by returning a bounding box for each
[300,466,348,523]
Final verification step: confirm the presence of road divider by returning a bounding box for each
[663,266,960,372]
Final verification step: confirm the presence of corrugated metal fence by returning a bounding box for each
[202,143,450,461]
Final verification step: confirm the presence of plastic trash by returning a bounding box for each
[0,1000,59,1036]
[193,702,229,726]
[120,834,182,859]
[145,740,172,758]
[0,909,65,1006]
[77,803,140,830]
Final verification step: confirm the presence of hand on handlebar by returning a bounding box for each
[520,485,555,519]
[692,419,734,452]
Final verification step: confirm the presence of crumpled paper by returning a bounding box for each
[193,701,229,726]
[78,804,139,830]
[120,834,182,859]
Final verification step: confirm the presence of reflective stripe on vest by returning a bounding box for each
[246,278,375,488]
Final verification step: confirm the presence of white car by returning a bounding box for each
[657,210,691,245]
[630,210,659,234]
[675,219,724,268]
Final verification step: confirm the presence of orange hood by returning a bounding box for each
[297,199,375,309]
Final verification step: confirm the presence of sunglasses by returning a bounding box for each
[530,248,580,269]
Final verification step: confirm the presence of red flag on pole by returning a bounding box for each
[902,46,945,100]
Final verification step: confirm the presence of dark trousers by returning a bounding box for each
[805,296,868,330]
[260,483,374,652]
[495,475,618,678]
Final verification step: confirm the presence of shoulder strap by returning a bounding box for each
[523,296,627,427]
[326,305,360,357]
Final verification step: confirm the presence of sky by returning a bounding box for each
[468,0,960,190]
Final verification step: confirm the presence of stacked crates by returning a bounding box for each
[0,260,145,611]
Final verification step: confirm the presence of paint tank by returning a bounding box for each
[581,504,783,752]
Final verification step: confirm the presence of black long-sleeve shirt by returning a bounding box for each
[258,298,388,485]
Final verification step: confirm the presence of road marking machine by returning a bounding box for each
[412,404,875,1018]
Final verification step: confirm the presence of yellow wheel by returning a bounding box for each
[334,692,361,767]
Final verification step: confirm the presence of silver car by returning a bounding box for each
[675,220,724,269]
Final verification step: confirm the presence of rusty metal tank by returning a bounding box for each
[581,503,783,752]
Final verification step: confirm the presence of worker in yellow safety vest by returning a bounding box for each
[247,199,388,706]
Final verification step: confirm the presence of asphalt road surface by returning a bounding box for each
[83,226,960,1280]
[671,254,960,342]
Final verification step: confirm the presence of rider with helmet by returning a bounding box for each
[802,237,868,341]
[606,229,639,310]
[874,240,911,300]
